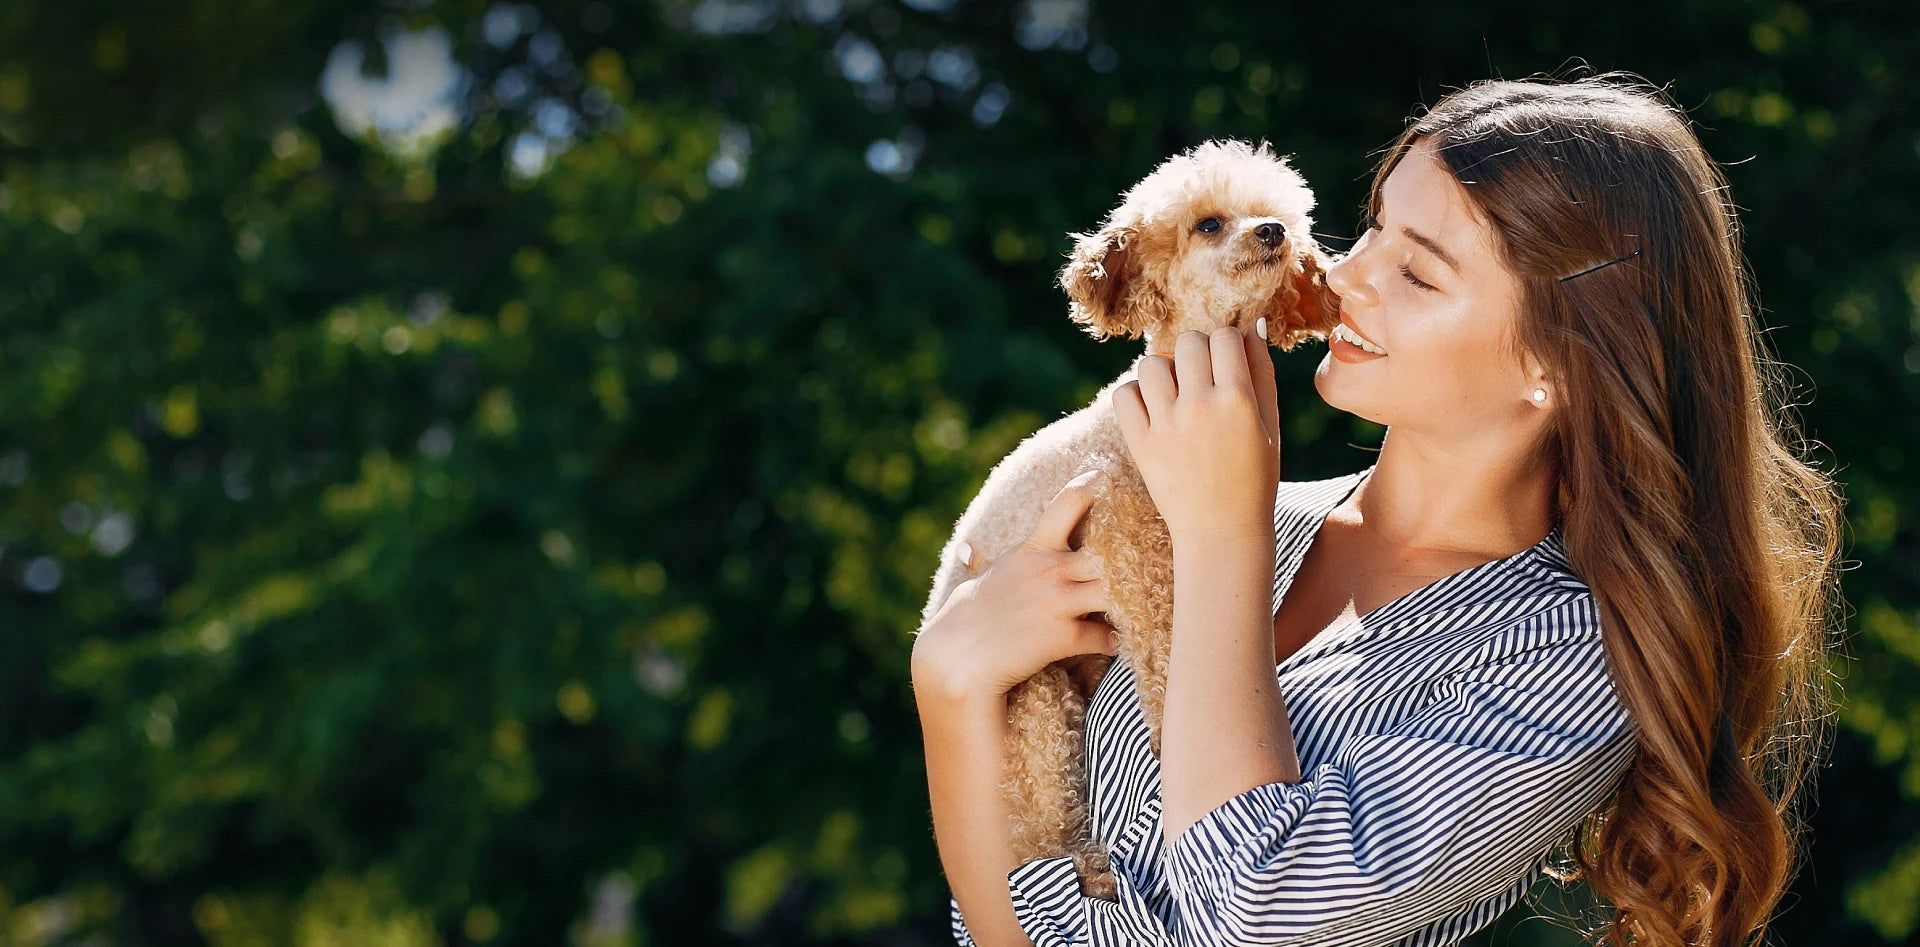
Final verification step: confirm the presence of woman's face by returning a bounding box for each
[1316,139,1547,444]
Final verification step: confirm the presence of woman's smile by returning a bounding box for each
[1328,321,1388,360]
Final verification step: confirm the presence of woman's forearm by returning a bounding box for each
[916,688,1036,947]
[1159,526,1302,845]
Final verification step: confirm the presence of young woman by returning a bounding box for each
[912,75,1844,946]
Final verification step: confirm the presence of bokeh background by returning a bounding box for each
[1,0,1915,944]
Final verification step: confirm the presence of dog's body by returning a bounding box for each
[921,141,1341,899]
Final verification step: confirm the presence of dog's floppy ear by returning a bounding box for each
[1060,225,1148,340]
[1268,247,1342,351]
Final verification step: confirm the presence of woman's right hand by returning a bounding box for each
[911,470,1120,704]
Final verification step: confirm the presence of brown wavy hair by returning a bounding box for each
[1365,75,1845,945]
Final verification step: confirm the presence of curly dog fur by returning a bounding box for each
[920,140,1341,900]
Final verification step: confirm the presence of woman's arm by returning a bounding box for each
[1159,526,1301,844]
[1110,326,1300,844]
[910,477,1120,946]
[1160,622,1637,946]
[915,686,1034,947]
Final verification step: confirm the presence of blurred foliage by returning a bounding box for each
[0,0,1914,944]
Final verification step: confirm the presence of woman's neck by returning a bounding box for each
[1341,426,1556,559]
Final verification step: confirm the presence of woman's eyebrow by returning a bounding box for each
[1401,227,1462,274]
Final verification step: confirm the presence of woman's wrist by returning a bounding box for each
[911,638,1006,711]
[914,677,1009,738]
[1169,520,1277,557]
[914,677,1008,716]
[1168,525,1280,637]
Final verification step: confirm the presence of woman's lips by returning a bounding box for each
[1329,320,1388,357]
[1330,332,1387,362]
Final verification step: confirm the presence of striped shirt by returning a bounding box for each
[949,465,1639,946]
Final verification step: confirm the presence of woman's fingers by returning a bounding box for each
[1029,470,1103,552]
[1113,380,1149,444]
[1174,329,1214,388]
[1066,575,1115,619]
[1063,548,1104,582]
[1244,324,1280,439]
[1133,351,1176,421]
[959,541,991,575]
[1210,326,1251,394]
[1072,619,1119,657]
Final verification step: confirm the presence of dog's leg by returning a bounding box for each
[1083,422,1177,760]
[1002,668,1108,893]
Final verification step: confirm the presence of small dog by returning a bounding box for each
[921,140,1340,899]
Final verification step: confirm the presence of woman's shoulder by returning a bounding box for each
[1520,525,1594,602]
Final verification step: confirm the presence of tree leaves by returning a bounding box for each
[1,1,1915,944]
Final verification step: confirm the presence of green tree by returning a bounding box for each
[0,1,1914,944]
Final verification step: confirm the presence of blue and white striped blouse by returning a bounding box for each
[949,465,1640,946]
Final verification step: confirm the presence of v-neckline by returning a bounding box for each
[1270,467,1372,623]
[1270,465,1562,673]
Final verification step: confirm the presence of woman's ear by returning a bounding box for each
[1060,225,1145,340]
[1268,247,1342,350]
[1521,353,1552,402]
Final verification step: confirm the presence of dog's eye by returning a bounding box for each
[1195,217,1222,234]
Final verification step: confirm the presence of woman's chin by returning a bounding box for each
[1311,364,1387,427]
[1311,355,1349,405]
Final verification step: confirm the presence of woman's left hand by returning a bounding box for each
[1113,325,1281,543]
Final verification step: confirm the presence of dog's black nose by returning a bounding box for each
[1254,222,1286,248]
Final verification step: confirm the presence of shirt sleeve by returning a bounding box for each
[955,868,1102,946]
[950,895,976,946]
[950,862,1102,947]
[1163,635,1637,947]
[951,816,1177,945]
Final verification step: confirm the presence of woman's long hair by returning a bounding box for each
[1367,75,1845,945]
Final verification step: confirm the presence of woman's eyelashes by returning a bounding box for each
[1359,210,1436,291]
[1398,263,1436,291]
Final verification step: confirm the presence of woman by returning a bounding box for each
[911,75,1844,947]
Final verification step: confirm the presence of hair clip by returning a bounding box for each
[1558,248,1642,282]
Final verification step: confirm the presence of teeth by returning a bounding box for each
[1332,323,1387,355]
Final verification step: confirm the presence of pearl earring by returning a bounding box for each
[1531,388,1548,404]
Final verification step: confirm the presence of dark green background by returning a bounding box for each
[1,0,1914,943]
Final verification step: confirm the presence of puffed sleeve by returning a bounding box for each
[1162,635,1637,947]
[948,891,975,941]
[950,895,976,946]
[949,861,1099,947]
[951,811,1179,945]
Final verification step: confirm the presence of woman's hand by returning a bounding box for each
[1114,325,1281,543]
[911,470,1120,704]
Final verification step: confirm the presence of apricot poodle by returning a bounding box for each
[920,139,1341,899]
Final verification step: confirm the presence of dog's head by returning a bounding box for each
[1059,139,1340,351]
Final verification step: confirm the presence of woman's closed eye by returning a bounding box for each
[1361,210,1435,290]
[1399,262,1436,291]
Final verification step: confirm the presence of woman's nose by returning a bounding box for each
[1324,248,1367,303]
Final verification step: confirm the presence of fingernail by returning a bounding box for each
[1256,317,1268,341]
[958,541,972,566]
